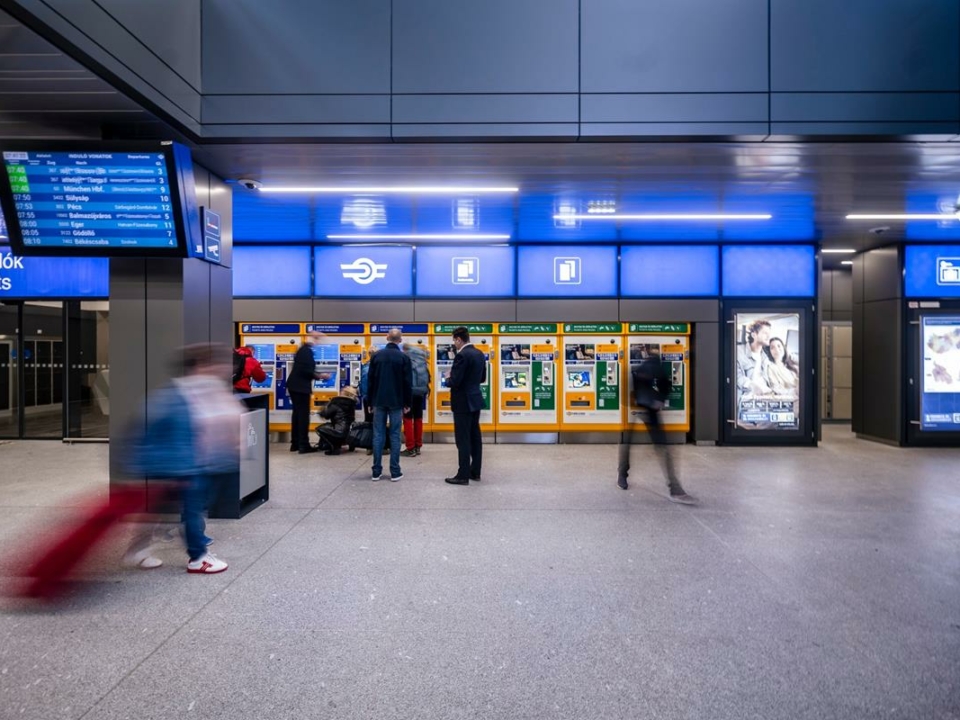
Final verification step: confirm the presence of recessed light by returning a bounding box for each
[822,249,856,254]
[840,260,853,265]
[551,213,771,221]
[326,233,511,240]
[846,213,960,221]
[260,186,519,194]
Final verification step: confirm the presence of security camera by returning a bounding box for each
[869,226,890,235]
[237,178,262,191]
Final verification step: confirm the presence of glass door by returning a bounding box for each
[21,302,65,438]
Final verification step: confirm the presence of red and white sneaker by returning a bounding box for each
[186,553,228,574]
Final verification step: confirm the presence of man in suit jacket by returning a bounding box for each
[445,326,487,485]
[368,328,412,481]
[287,331,323,454]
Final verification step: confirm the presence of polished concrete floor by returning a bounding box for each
[0,426,958,720]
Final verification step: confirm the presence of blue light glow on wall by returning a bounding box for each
[722,245,815,297]
[233,245,312,297]
[905,192,960,240]
[517,245,618,297]
[721,190,816,241]
[0,248,107,298]
[621,245,719,296]
[904,245,960,297]
[315,246,413,297]
[233,191,313,241]
[416,245,515,297]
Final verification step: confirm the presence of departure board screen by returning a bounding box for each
[0,145,192,257]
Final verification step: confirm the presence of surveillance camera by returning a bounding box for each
[869,226,890,235]
[237,178,262,191]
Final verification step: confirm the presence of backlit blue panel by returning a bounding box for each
[517,194,618,242]
[315,246,413,297]
[0,247,107,297]
[517,245,618,297]
[415,196,514,236]
[620,191,720,241]
[315,196,414,239]
[621,245,719,296]
[416,245,515,297]
[721,191,816,241]
[722,245,815,297]
[233,191,313,241]
[233,245,311,297]
[905,192,960,240]
[904,245,960,297]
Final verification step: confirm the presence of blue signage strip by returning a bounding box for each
[0,248,107,298]
[369,323,430,334]
[315,246,413,297]
[415,245,515,297]
[721,245,815,297]
[517,245,618,298]
[233,245,311,297]
[620,245,719,297]
[904,245,960,298]
[306,324,366,334]
[240,323,302,334]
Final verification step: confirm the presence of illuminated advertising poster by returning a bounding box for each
[496,324,559,427]
[920,316,960,430]
[734,312,801,431]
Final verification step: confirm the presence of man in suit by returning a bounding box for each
[445,326,487,485]
[368,328,412,481]
[287,331,322,454]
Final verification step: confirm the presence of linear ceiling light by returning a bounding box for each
[821,249,856,254]
[552,213,771,221]
[846,213,960,221]
[260,186,518,194]
[840,260,853,265]
[326,233,511,240]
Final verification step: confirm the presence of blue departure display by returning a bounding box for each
[416,245,515,297]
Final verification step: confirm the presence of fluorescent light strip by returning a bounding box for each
[822,249,856,254]
[846,213,960,221]
[840,260,853,265]
[327,233,510,240]
[552,213,771,221]
[261,186,518,194]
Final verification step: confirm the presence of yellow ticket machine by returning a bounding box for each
[431,323,495,439]
[237,322,304,431]
[559,323,624,438]
[495,323,560,440]
[305,323,365,424]
[368,323,433,433]
[624,323,691,434]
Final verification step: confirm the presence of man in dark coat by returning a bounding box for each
[368,328,412,481]
[287,331,322,454]
[445,326,487,485]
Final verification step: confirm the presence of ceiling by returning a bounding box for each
[3,10,960,269]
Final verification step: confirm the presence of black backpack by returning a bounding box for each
[232,350,247,384]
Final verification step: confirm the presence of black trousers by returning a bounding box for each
[618,406,682,494]
[290,391,312,451]
[453,409,482,478]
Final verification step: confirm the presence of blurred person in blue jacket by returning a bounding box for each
[123,344,243,574]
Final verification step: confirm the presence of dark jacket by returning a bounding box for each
[632,357,672,410]
[448,344,486,413]
[233,347,267,393]
[318,395,357,437]
[286,343,316,395]
[368,343,412,410]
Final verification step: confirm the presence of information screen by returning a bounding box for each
[0,145,191,257]
[920,315,960,430]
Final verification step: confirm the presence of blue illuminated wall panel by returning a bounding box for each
[905,245,960,298]
[722,245,815,297]
[233,245,312,297]
[315,246,413,297]
[233,191,313,241]
[905,193,960,241]
[517,245,617,297]
[416,245,515,297]
[0,248,107,298]
[621,245,719,297]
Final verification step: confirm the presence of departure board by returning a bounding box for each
[0,146,191,257]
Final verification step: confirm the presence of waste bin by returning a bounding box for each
[209,394,269,519]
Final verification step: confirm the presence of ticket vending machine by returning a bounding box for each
[237,323,304,430]
[306,323,365,422]
[625,323,691,442]
[495,323,560,442]
[559,323,624,441]
[368,323,433,434]
[431,323,494,441]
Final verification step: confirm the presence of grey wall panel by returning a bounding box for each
[820,270,834,320]
[234,299,313,322]
[415,300,516,323]
[517,299,619,322]
[202,0,390,94]
[202,95,390,125]
[392,123,579,140]
[771,122,959,137]
[692,321,720,444]
[853,255,865,304]
[181,259,211,347]
[619,299,719,323]
[209,264,234,352]
[772,0,960,92]
[772,93,959,122]
[581,0,767,92]
[97,0,201,90]
[863,247,902,302]
[832,271,853,317]
[202,124,392,139]
[861,298,902,442]
[580,122,769,137]
[582,94,768,123]
[108,258,146,477]
[315,300,414,323]
[393,0,578,93]
[393,95,578,124]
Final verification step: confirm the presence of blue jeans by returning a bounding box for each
[372,406,403,478]
[181,475,210,561]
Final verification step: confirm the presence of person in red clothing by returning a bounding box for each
[232,346,267,393]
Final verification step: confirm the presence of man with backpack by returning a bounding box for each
[232,346,267,394]
[402,342,431,456]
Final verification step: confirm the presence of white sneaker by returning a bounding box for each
[186,553,228,574]
[123,548,163,569]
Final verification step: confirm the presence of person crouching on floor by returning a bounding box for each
[316,385,358,455]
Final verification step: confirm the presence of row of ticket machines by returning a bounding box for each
[237,322,692,438]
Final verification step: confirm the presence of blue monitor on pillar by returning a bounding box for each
[0,142,200,257]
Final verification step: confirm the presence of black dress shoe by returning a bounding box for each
[289,446,299,453]
[445,476,469,485]
[470,475,481,482]
[299,446,319,454]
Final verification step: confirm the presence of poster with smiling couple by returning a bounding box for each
[734,312,801,431]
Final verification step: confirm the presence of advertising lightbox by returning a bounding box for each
[920,315,960,430]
